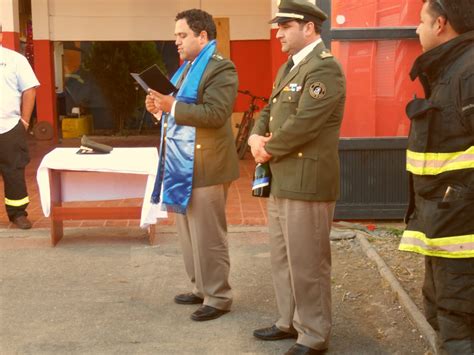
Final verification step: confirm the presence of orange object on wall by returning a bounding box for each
[332,0,421,27]
[333,39,424,137]
[331,0,424,137]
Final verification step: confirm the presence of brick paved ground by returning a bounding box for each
[0,135,267,230]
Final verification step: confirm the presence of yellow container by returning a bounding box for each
[61,115,92,138]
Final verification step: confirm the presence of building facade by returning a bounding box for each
[1,0,424,218]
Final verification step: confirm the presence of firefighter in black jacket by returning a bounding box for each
[399,1,474,354]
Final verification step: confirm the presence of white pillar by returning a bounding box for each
[31,0,50,40]
[0,0,19,32]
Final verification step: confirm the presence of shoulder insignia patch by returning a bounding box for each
[309,82,327,99]
[320,51,333,59]
[212,53,224,61]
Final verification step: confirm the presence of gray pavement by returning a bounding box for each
[0,226,429,354]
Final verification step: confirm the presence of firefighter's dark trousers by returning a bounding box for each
[423,256,474,355]
[0,122,30,221]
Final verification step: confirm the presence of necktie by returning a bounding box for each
[279,57,294,85]
[282,57,294,78]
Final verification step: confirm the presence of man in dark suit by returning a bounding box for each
[249,1,346,353]
[146,9,239,322]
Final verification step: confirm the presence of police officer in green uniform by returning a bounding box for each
[249,1,346,354]
[399,1,474,354]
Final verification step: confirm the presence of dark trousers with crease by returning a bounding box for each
[423,256,474,355]
[0,122,30,220]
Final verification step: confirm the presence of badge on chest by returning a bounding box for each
[283,83,302,92]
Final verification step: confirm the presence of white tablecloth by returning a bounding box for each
[37,147,167,227]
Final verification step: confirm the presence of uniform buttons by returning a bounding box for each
[163,123,168,128]
[272,98,277,104]
[265,132,270,137]
[298,152,303,157]
[196,144,202,149]
[270,116,273,121]
[288,96,292,101]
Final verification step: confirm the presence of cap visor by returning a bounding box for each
[268,16,295,24]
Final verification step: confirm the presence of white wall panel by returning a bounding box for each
[204,0,270,39]
[32,0,272,41]
[31,0,50,39]
[0,0,20,32]
[271,0,279,29]
[202,0,269,16]
[49,16,176,41]
[48,0,199,17]
[228,16,271,41]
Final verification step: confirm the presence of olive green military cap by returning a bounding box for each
[269,0,328,24]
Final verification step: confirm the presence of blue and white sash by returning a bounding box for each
[151,40,217,214]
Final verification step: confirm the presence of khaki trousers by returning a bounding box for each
[175,184,232,310]
[268,195,335,350]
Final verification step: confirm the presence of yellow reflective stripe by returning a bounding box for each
[398,244,473,258]
[406,146,474,175]
[5,196,30,207]
[399,230,474,258]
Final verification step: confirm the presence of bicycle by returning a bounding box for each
[234,89,268,160]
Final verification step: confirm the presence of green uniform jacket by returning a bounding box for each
[174,53,239,188]
[252,42,346,201]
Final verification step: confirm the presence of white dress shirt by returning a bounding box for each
[289,37,322,71]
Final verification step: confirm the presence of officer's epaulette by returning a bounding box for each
[319,50,333,59]
[212,53,224,61]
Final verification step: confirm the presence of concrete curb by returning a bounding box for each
[356,232,438,354]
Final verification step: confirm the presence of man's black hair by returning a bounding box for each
[424,0,474,34]
[294,19,322,34]
[175,9,217,40]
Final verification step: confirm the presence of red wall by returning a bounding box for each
[230,40,273,112]
[270,28,288,81]
[1,31,20,51]
[333,40,423,137]
[33,40,57,136]
[332,0,424,137]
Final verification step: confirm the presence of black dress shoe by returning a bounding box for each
[285,343,327,355]
[174,293,204,305]
[12,215,32,230]
[253,325,297,341]
[190,305,229,321]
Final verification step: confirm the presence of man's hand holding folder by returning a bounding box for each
[146,89,175,114]
[130,64,176,95]
[131,64,177,122]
